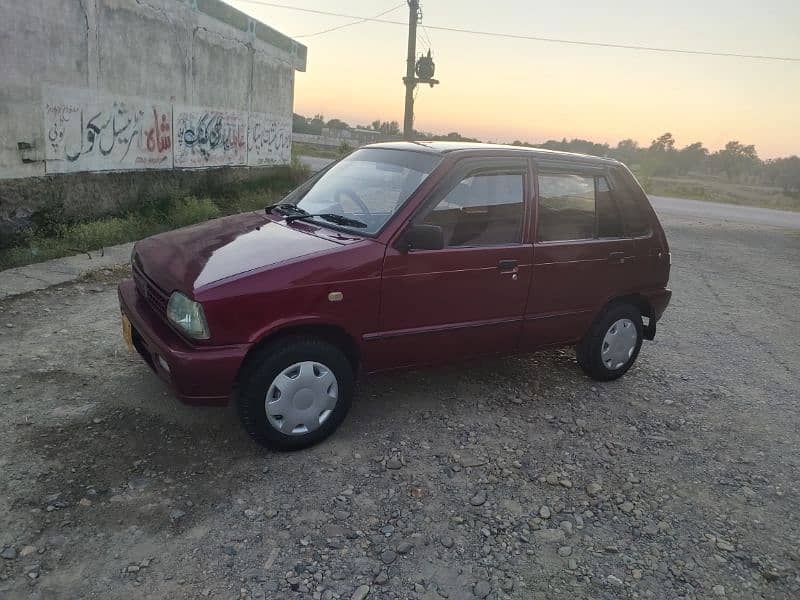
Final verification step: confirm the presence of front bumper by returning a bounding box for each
[117,279,250,405]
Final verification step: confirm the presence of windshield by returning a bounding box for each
[287,148,441,235]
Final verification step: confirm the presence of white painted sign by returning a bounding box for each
[247,112,292,166]
[42,87,292,173]
[173,105,248,168]
[43,86,173,174]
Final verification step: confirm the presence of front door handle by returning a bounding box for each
[498,259,519,279]
[608,251,626,264]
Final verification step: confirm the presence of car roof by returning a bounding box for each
[364,141,621,168]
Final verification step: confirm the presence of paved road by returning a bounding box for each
[649,195,800,230]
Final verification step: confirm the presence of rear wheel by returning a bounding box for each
[576,303,643,381]
[236,336,354,450]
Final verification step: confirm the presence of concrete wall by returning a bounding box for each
[0,0,306,238]
[293,131,399,149]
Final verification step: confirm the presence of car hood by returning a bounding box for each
[134,211,349,294]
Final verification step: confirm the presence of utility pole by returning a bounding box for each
[402,1,439,141]
[402,0,419,140]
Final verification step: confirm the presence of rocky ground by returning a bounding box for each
[0,214,798,600]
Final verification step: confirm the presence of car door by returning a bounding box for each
[364,157,534,371]
[521,161,638,349]
[607,166,663,289]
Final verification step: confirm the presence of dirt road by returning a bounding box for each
[1,214,798,600]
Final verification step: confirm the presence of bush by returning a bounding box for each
[167,197,220,228]
[0,166,311,271]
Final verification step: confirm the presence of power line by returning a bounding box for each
[419,22,433,51]
[293,2,405,38]
[233,0,800,63]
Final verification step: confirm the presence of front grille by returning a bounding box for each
[133,263,169,315]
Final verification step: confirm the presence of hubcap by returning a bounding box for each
[601,318,638,370]
[265,361,338,436]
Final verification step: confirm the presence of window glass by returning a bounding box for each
[291,148,441,234]
[596,176,624,238]
[609,169,650,236]
[421,169,524,247]
[537,173,595,241]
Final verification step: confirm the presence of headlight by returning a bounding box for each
[167,292,210,339]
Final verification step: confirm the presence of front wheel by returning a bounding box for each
[236,337,354,450]
[576,304,643,381]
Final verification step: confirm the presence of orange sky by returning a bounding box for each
[229,0,800,158]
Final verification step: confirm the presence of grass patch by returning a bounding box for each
[646,176,800,212]
[0,165,310,271]
[292,141,353,160]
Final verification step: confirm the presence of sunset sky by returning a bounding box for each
[228,0,799,158]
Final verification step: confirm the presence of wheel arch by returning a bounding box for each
[236,323,361,389]
[602,293,656,340]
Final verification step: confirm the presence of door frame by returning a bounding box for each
[364,155,536,371]
[521,159,640,349]
[388,155,536,249]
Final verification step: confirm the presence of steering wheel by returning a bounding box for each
[333,188,372,218]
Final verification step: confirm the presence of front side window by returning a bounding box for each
[537,172,625,241]
[288,148,441,234]
[420,166,525,247]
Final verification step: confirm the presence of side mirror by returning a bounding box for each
[403,223,444,251]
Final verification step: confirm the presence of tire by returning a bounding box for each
[236,336,354,450]
[576,303,643,381]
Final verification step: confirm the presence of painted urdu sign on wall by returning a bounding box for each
[43,86,291,174]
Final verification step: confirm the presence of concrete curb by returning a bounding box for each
[0,242,134,300]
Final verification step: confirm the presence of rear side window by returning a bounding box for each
[537,172,624,241]
[596,176,624,238]
[609,168,650,237]
[538,173,594,241]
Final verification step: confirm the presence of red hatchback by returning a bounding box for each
[118,142,671,449]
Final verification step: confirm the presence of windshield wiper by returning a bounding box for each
[285,213,368,229]
[265,203,307,216]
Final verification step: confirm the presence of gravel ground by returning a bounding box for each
[0,214,798,600]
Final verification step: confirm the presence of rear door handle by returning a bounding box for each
[608,252,626,264]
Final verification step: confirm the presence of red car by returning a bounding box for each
[119,142,671,449]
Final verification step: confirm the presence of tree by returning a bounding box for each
[647,133,679,176]
[613,139,643,167]
[292,113,313,134]
[649,132,676,153]
[381,121,400,136]
[712,141,759,180]
[764,156,800,193]
[675,142,708,175]
[326,118,349,130]
[371,119,382,132]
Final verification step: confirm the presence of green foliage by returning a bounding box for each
[370,120,400,136]
[338,141,353,157]
[166,197,220,228]
[292,112,325,135]
[292,142,340,160]
[764,156,800,193]
[0,166,311,271]
[326,118,349,131]
[294,111,800,192]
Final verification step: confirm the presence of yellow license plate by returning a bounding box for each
[121,313,134,353]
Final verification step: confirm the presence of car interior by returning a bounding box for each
[422,171,525,247]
